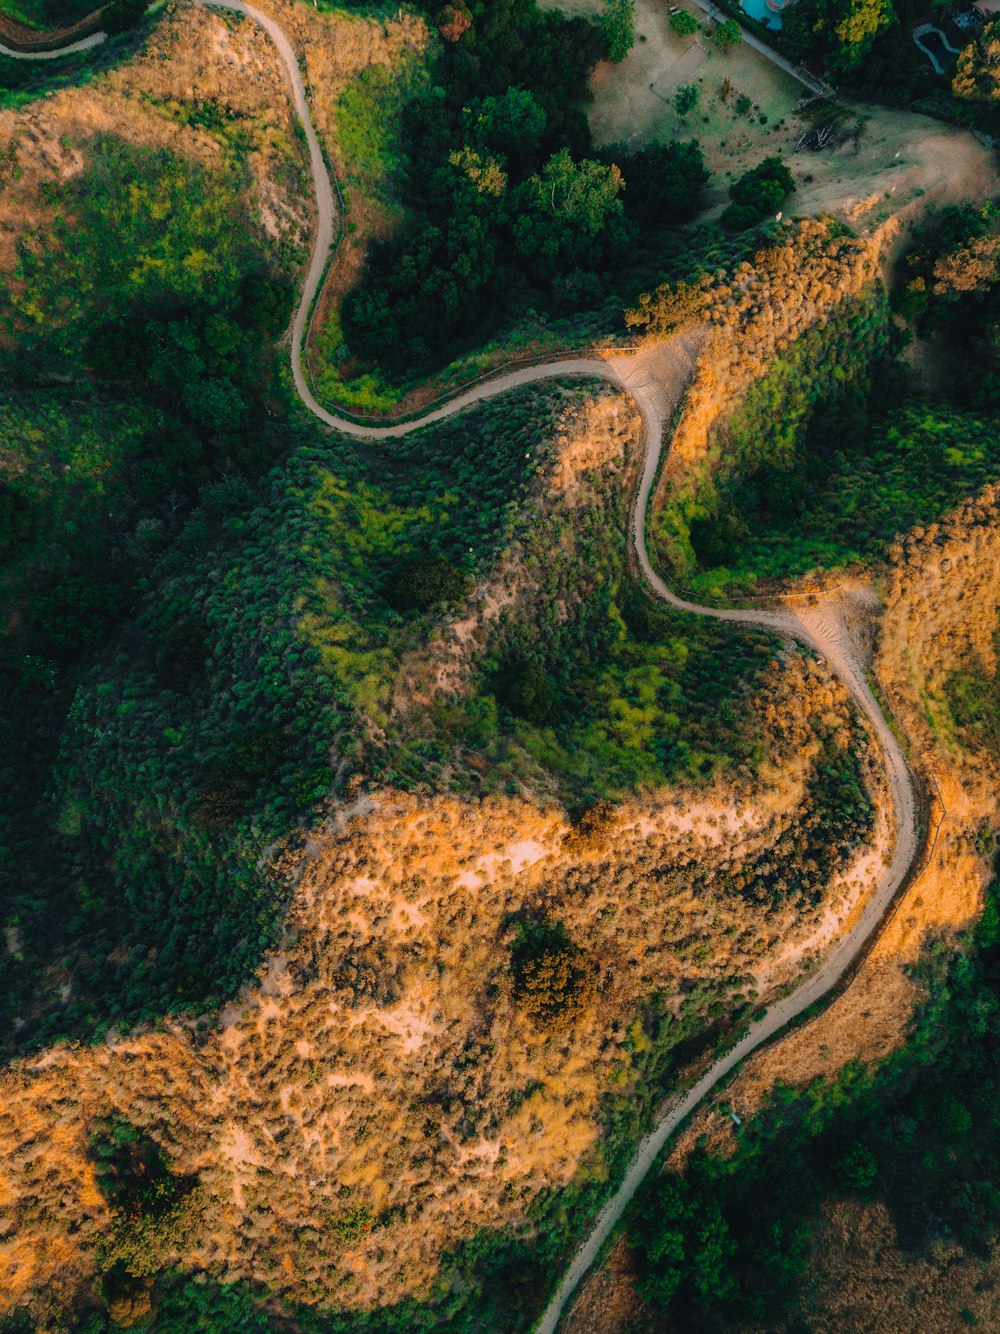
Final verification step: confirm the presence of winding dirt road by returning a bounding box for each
[4,6,923,1330]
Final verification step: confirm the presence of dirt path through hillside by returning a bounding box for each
[3,9,923,1333]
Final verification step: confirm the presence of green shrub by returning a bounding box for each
[712,17,742,46]
[602,0,636,61]
[493,657,558,724]
[720,202,763,231]
[388,557,472,612]
[611,138,709,225]
[102,0,147,34]
[674,83,700,116]
[509,917,597,1029]
[728,156,794,221]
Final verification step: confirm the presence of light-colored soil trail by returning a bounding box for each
[3,7,923,1332]
[0,27,104,56]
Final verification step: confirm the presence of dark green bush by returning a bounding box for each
[508,916,596,1028]
[102,0,148,34]
[388,556,472,611]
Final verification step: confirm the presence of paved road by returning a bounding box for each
[4,10,920,1332]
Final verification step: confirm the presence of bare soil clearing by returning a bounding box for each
[540,0,800,171]
[541,0,993,226]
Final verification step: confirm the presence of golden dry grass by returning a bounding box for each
[666,488,1000,1155]
[644,218,887,486]
[786,1194,1000,1334]
[0,403,883,1327]
[567,486,1000,1334]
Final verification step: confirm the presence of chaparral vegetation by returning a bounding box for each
[0,0,998,1331]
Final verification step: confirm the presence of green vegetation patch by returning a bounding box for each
[90,1115,200,1282]
[441,393,785,803]
[655,295,1000,596]
[630,886,1000,1326]
[947,625,1000,768]
[0,0,99,31]
[508,915,597,1029]
[0,382,573,1054]
[335,57,422,194]
[0,46,103,108]
[335,0,716,390]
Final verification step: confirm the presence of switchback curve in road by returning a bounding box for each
[3,9,922,1333]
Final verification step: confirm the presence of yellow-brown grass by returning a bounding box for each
[666,488,1000,1155]
[567,487,1000,1334]
[0,3,310,281]
[0,404,882,1327]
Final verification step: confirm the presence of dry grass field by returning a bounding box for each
[566,482,1000,1334]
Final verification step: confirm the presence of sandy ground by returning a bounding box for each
[541,0,800,169]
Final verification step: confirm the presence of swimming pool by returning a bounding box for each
[741,0,782,29]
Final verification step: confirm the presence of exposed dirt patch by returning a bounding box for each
[542,0,993,229]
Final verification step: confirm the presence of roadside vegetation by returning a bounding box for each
[630,881,1000,1327]
[650,205,1000,596]
[315,0,717,401]
[0,0,97,29]
[2,6,998,1333]
[0,46,104,108]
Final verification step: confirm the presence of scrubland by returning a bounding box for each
[0,387,884,1328]
[1,4,998,1330]
[569,481,1000,1334]
[0,3,311,277]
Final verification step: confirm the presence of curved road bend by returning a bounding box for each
[4,7,921,1332]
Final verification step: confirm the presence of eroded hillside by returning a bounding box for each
[0,3,312,279]
[655,459,1000,1162]
[2,6,997,1330]
[565,485,1000,1334]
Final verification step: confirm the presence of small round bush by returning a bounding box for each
[670,10,699,35]
[720,202,762,231]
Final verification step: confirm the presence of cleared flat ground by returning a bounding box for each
[540,0,800,177]
[541,0,995,225]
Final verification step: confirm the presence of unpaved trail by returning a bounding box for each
[0,29,104,57]
[4,8,923,1332]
